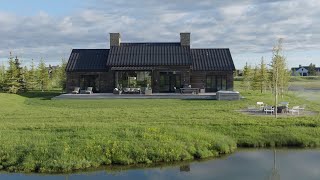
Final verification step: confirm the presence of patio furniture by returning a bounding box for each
[256,102,264,110]
[180,88,199,94]
[277,106,288,113]
[85,87,93,94]
[122,88,141,94]
[279,102,289,112]
[72,87,80,94]
[298,104,306,112]
[264,106,274,115]
[113,88,122,95]
[289,106,300,115]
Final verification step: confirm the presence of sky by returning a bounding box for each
[0,0,319,69]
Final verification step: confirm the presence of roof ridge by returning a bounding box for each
[72,49,109,50]
[191,48,229,50]
[120,42,180,44]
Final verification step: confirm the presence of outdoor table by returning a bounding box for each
[277,106,287,113]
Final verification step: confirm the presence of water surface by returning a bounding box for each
[1,149,320,180]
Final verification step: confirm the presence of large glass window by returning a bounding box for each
[80,75,99,92]
[115,71,151,89]
[206,75,227,92]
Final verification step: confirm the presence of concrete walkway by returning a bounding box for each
[53,93,217,100]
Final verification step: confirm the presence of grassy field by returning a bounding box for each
[0,80,320,173]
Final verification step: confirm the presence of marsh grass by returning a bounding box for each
[0,81,320,173]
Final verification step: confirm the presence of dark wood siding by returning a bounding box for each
[190,71,234,92]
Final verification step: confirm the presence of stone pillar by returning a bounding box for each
[110,33,121,47]
[180,32,190,46]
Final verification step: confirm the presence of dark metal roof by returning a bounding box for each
[111,66,154,71]
[191,49,235,71]
[106,42,191,66]
[66,45,235,72]
[66,49,109,72]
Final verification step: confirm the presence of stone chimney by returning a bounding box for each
[110,33,121,47]
[180,32,190,46]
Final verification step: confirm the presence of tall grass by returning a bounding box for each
[0,85,319,173]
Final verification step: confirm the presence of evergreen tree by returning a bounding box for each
[258,57,269,93]
[58,59,67,91]
[22,66,29,90]
[4,53,20,93]
[242,62,252,90]
[27,59,38,90]
[37,59,49,91]
[0,63,5,91]
[251,65,260,90]
[308,63,316,76]
[14,56,26,92]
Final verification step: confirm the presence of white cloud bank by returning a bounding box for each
[0,0,319,68]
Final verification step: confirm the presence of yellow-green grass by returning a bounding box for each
[0,86,320,173]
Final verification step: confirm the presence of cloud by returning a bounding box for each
[0,0,319,68]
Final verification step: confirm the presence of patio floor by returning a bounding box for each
[238,109,317,117]
[53,93,217,100]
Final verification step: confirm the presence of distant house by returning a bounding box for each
[65,32,235,93]
[291,65,320,76]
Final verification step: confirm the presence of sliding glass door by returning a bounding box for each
[159,72,181,92]
[206,75,227,92]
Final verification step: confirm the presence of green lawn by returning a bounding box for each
[0,84,320,173]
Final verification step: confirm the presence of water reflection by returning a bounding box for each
[267,150,280,180]
[179,164,190,172]
[1,149,320,180]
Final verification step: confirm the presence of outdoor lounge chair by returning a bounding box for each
[257,102,264,110]
[289,106,300,115]
[72,87,80,94]
[85,87,93,94]
[298,104,306,112]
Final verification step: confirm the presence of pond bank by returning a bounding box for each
[1,149,320,180]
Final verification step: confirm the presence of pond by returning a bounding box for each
[1,149,320,180]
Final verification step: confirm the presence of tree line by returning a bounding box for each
[0,52,67,94]
[241,39,291,96]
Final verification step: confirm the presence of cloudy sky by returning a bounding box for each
[0,0,319,68]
